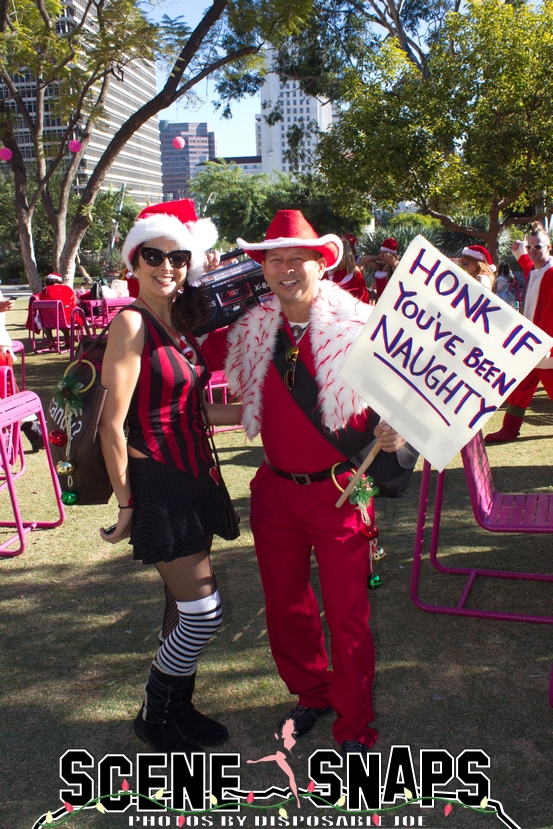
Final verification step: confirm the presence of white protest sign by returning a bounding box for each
[339,235,553,471]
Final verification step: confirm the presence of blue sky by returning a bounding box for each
[154,0,260,157]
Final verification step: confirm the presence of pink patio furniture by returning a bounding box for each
[206,370,242,433]
[0,391,65,556]
[411,430,553,625]
[30,300,68,354]
[11,340,26,389]
[77,298,104,336]
[100,296,134,327]
[0,366,24,485]
[69,306,93,360]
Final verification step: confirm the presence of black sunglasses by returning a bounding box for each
[526,243,545,251]
[140,246,192,269]
[284,346,299,390]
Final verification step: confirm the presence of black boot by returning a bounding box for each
[176,672,229,746]
[134,665,204,755]
[20,420,44,452]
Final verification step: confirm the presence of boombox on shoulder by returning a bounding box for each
[194,250,274,336]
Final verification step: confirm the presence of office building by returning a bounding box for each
[256,58,334,177]
[159,122,217,200]
[0,2,163,206]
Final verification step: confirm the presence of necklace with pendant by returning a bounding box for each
[291,322,309,342]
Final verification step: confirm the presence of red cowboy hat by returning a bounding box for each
[237,210,343,270]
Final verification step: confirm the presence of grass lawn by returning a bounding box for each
[1,306,552,829]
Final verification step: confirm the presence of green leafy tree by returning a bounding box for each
[189,161,371,246]
[190,162,273,245]
[0,0,319,290]
[317,0,553,262]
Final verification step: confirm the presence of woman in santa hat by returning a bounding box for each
[459,244,497,291]
[358,237,400,300]
[98,199,239,755]
[326,234,370,302]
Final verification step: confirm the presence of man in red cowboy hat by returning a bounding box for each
[485,224,553,443]
[203,210,406,757]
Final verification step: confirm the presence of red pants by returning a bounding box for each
[506,368,553,409]
[250,462,378,747]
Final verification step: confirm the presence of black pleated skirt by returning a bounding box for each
[128,456,230,565]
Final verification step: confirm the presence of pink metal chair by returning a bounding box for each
[30,300,68,353]
[206,370,242,433]
[411,430,553,624]
[0,366,25,486]
[77,298,104,336]
[0,391,65,556]
[100,296,134,327]
[69,306,92,360]
[11,340,26,389]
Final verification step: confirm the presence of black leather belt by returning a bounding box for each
[264,457,354,485]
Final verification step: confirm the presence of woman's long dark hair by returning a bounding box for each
[172,283,209,336]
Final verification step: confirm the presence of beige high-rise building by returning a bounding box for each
[1,0,162,206]
[256,53,334,177]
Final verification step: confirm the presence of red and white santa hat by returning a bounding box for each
[380,238,398,254]
[122,199,218,282]
[45,272,63,283]
[461,244,496,272]
[237,210,342,270]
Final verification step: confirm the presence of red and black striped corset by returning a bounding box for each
[126,310,213,477]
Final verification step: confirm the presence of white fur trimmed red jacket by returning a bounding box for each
[224,280,373,439]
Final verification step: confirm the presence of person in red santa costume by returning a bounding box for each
[25,272,77,347]
[358,237,400,300]
[485,223,553,443]
[459,244,496,292]
[202,210,409,758]
[326,234,370,302]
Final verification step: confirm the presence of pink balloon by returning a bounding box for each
[0,147,13,161]
[68,139,82,153]
[172,136,185,149]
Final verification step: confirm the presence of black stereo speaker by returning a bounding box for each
[194,250,274,335]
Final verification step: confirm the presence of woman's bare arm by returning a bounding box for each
[98,310,144,542]
[204,403,242,426]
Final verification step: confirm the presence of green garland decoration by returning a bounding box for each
[53,372,85,413]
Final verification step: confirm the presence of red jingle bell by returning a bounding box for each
[49,429,68,447]
[362,524,379,540]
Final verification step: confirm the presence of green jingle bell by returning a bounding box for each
[369,574,382,589]
[56,460,74,476]
[61,491,78,505]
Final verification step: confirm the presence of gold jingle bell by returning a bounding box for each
[372,547,386,562]
[56,460,74,476]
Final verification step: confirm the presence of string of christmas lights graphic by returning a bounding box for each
[33,783,522,829]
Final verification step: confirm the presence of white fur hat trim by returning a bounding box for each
[122,214,218,281]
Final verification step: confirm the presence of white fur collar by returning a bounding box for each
[225,280,372,439]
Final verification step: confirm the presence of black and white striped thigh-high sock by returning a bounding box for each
[154,589,222,676]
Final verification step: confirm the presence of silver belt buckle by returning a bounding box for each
[290,473,311,485]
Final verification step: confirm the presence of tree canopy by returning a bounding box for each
[189,161,372,246]
[315,0,553,261]
[0,0,320,289]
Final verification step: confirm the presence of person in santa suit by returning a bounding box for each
[485,223,553,443]
[202,210,408,758]
[26,272,78,348]
[358,237,400,300]
[459,244,496,292]
[326,234,370,303]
